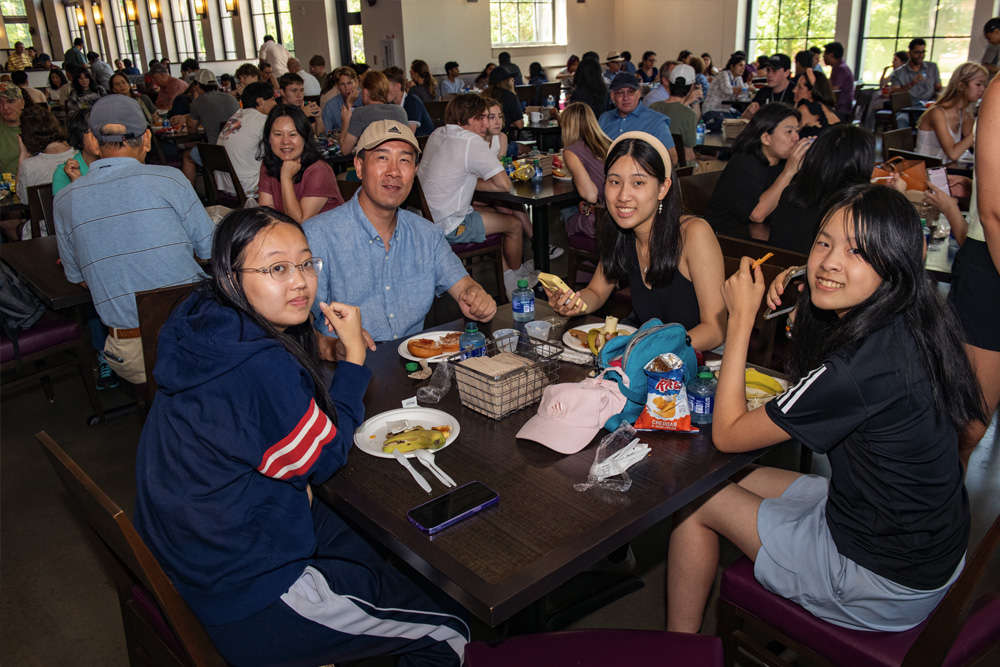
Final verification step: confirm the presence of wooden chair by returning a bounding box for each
[26,183,55,238]
[672,133,687,168]
[337,179,361,202]
[882,127,915,162]
[195,143,246,207]
[852,87,875,126]
[37,431,226,667]
[425,100,448,125]
[890,90,913,119]
[679,169,723,217]
[538,82,561,105]
[417,134,431,152]
[515,85,536,105]
[718,511,1000,667]
[136,283,198,400]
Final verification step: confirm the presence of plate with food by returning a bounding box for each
[563,317,636,355]
[552,167,573,182]
[353,407,460,459]
[398,331,462,362]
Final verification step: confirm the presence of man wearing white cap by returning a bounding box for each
[649,63,702,164]
[303,119,496,354]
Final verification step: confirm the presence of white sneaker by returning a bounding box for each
[548,244,565,259]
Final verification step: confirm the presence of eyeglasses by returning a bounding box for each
[239,257,323,282]
[911,49,926,55]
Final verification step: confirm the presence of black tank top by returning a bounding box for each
[625,241,701,332]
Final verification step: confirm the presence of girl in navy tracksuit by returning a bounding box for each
[134,207,468,667]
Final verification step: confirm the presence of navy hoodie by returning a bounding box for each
[134,289,371,625]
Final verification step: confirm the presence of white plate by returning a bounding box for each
[553,174,574,182]
[562,322,637,354]
[353,407,460,459]
[397,331,462,363]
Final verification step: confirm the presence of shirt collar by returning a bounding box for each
[347,189,400,246]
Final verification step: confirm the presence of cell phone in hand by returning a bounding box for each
[763,266,806,320]
[407,482,499,535]
[927,167,950,196]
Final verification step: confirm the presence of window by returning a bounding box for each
[490,0,554,46]
[858,0,976,84]
[216,0,236,59]
[747,0,836,59]
[1,0,32,47]
[335,0,362,65]
[64,3,86,44]
[109,0,140,65]
[250,0,293,55]
[169,0,206,60]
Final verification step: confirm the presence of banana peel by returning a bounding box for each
[383,426,447,454]
[745,368,785,398]
[586,317,628,355]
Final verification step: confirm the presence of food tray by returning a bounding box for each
[722,118,749,140]
[449,332,562,420]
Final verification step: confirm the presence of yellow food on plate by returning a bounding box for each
[552,167,569,178]
[382,426,447,453]
[513,165,534,182]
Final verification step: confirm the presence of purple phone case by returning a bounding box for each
[407,482,499,535]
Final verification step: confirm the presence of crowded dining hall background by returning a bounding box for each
[2,0,1000,665]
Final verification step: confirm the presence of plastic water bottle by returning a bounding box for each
[459,322,487,359]
[687,368,717,425]
[532,158,543,183]
[504,157,515,176]
[696,120,706,145]
[512,279,535,323]
[545,94,555,108]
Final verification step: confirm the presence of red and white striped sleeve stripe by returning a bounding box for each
[257,399,336,480]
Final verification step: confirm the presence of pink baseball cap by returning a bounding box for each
[516,378,626,454]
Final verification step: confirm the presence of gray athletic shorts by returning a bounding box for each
[754,474,965,632]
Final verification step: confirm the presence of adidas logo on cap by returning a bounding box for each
[388,126,401,134]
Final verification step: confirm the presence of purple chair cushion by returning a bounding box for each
[569,232,598,254]
[450,233,503,255]
[721,556,1000,667]
[465,629,722,667]
[129,584,188,660]
[0,311,81,364]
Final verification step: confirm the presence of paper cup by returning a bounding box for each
[524,321,551,341]
[492,328,519,351]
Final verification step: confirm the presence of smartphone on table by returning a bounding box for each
[407,481,499,535]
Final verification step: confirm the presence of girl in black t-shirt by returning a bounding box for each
[667,183,986,634]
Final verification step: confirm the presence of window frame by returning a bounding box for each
[168,0,206,61]
[489,0,556,48]
[215,0,236,60]
[250,0,293,55]
[1,0,32,52]
[744,0,837,62]
[108,0,140,66]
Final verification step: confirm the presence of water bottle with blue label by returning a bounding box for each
[696,120,706,146]
[459,322,487,359]
[512,279,535,323]
[532,158,543,184]
[687,368,717,425]
[545,94,555,109]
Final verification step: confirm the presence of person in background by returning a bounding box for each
[0,83,25,175]
[179,58,200,83]
[702,53,719,77]
[706,102,809,238]
[219,73,234,93]
[528,61,548,85]
[259,60,280,91]
[571,58,612,122]
[109,72,156,123]
[8,107,72,239]
[383,65,435,137]
[279,72,323,134]
[793,69,841,138]
[637,51,658,83]
[743,54,794,118]
[483,65,524,141]
[809,46,823,69]
[407,59,437,104]
[890,38,942,127]
[702,52,747,131]
[599,72,677,164]
[982,18,1000,79]
[6,42,31,72]
[649,64,701,164]
[604,52,624,85]
[45,68,68,106]
[497,51,523,85]
[87,51,115,90]
[351,62,370,77]
[11,71,45,106]
[150,62,186,111]
[67,68,106,111]
[475,62,496,89]
[440,61,465,96]
[687,55,710,102]
[339,70,408,155]
[915,62,986,162]
[642,66,672,108]
[51,109,98,195]
[484,100,507,157]
[216,81,276,199]
[545,132,727,351]
[559,101,610,239]
[309,54,329,91]
[287,58,321,96]
[122,58,141,76]
[180,69,240,184]
[620,51,637,75]
[233,62,261,98]
[823,42,854,117]
[258,34,289,77]
[321,66,362,133]
[557,55,580,83]
[258,104,343,223]
[63,38,88,70]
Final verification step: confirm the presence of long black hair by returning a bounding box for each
[733,102,800,164]
[788,184,986,428]
[598,136,684,287]
[257,104,321,185]
[209,207,337,422]
[572,58,610,114]
[786,124,873,210]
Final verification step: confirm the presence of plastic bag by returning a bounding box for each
[416,360,455,404]
[635,353,697,432]
[574,422,650,493]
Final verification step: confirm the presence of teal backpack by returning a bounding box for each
[598,319,697,430]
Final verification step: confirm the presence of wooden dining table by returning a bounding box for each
[314,306,769,628]
[0,235,90,310]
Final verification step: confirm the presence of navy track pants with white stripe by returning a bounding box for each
[205,501,470,666]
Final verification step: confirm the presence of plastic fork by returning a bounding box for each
[413,449,456,487]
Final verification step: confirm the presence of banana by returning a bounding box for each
[745,368,785,395]
[587,329,600,355]
[605,316,618,335]
[383,427,447,453]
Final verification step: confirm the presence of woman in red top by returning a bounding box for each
[258,105,343,223]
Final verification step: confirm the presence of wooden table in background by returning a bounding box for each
[0,236,89,310]
[315,310,768,627]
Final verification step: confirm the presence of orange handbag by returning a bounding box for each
[872,156,928,191]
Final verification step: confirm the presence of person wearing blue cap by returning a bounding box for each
[598,72,677,165]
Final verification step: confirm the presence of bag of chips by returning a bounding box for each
[634,353,697,432]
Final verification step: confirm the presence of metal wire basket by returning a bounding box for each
[449,332,562,420]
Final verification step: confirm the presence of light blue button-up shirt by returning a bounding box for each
[303,191,468,342]
[599,102,675,150]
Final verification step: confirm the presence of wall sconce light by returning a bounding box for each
[193,0,207,17]
[124,0,137,21]
[76,6,86,26]
[92,2,103,25]
[224,0,237,15]
[148,0,160,20]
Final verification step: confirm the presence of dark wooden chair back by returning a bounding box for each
[890,90,912,115]
[852,87,874,125]
[679,169,722,217]
[337,179,361,201]
[136,283,199,399]
[37,431,226,666]
[417,133,431,152]
[515,85,535,104]
[672,133,687,168]
[539,82,561,104]
[425,100,449,124]
[27,183,55,238]
[883,127,915,161]
[195,143,247,207]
